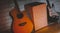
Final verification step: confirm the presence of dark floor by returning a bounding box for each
[36,23,60,33]
[1,22,60,33]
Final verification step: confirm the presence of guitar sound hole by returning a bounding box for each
[19,22,27,26]
[17,13,23,19]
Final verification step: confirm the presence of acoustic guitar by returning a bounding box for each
[46,0,59,24]
[9,0,33,33]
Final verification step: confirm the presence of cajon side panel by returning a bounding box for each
[32,4,48,30]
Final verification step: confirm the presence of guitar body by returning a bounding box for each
[10,8,33,33]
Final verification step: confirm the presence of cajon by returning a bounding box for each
[24,2,48,31]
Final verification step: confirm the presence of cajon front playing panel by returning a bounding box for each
[24,2,48,31]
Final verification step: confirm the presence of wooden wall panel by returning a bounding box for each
[0,0,14,32]
[0,9,13,32]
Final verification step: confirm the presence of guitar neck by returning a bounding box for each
[14,0,21,13]
[46,0,51,8]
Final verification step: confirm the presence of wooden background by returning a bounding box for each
[0,0,14,33]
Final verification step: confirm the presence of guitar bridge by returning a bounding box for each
[19,22,27,26]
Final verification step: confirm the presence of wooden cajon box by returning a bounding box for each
[24,2,48,31]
